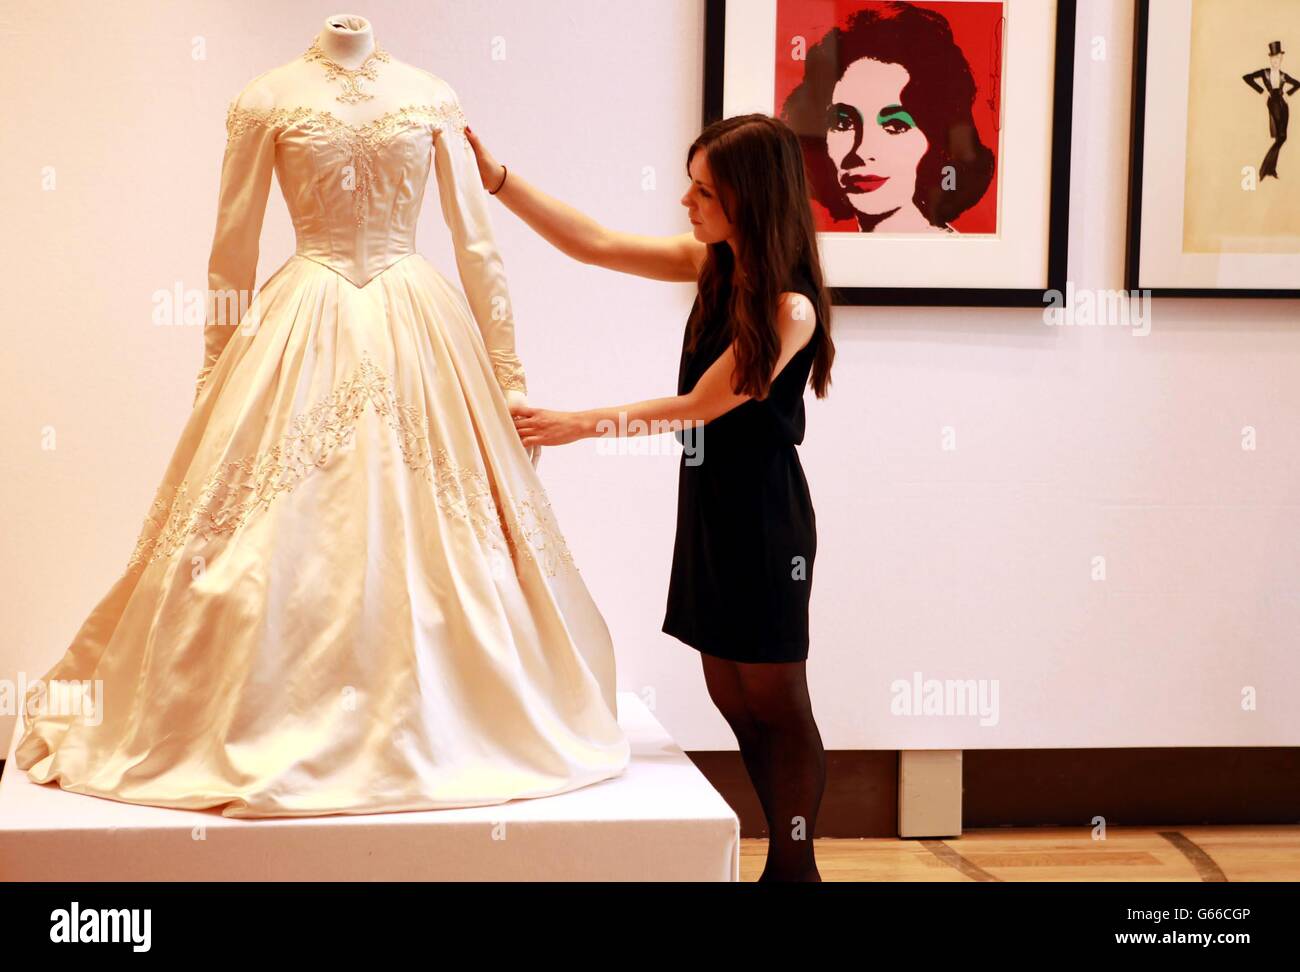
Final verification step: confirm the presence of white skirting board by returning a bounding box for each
[0,691,738,881]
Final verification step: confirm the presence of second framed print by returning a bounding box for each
[703,0,1077,307]
[1126,0,1300,298]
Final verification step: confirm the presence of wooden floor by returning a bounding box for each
[739,826,1300,881]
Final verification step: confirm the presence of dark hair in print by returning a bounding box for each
[685,114,834,400]
[780,1,995,227]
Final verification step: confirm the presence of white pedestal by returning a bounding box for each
[0,691,738,881]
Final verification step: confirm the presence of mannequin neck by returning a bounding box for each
[317,14,376,67]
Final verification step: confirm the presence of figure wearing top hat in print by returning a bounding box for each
[1243,40,1300,179]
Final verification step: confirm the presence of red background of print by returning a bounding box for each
[774,0,1004,233]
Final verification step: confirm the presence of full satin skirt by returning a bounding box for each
[15,252,630,817]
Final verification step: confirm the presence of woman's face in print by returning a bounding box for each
[1270,52,1283,70]
[825,57,929,218]
[682,150,732,245]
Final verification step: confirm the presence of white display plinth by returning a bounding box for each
[0,691,738,881]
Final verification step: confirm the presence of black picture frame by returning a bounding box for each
[1124,0,1300,299]
[703,0,1077,308]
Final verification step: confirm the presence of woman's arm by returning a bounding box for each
[465,127,705,283]
[1243,69,1266,93]
[511,293,816,447]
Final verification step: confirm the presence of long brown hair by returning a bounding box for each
[686,113,835,400]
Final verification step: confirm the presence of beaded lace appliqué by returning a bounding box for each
[127,353,574,578]
[224,102,468,225]
[488,350,527,393]
[302,39,391,103]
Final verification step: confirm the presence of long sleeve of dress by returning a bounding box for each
[432,84,529,402]
[194,86,277,405]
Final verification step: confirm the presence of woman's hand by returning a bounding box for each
[504,389,542,467]
[510,403,589,448]
[464,126,507,194]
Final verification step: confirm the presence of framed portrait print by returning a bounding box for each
[1126,0,1300,298]
[703,0,1077,307]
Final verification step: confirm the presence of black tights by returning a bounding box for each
[701,652,826,882]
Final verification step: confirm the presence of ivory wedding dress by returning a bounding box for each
[15,37,630,818]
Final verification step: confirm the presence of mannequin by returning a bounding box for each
[235,14,455,127]
[313,13,377,68]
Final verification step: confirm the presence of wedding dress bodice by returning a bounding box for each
[225,101,462,286]
[199,67,527,403]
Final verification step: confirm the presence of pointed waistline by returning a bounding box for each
[291,251,420,288]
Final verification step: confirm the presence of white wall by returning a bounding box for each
[2,0,1297,753]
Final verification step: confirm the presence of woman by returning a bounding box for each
[1243,40,1300,180]
[465,113,836,881]
[780,1,995,233]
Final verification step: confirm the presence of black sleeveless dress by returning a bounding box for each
[661,265,821,663]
